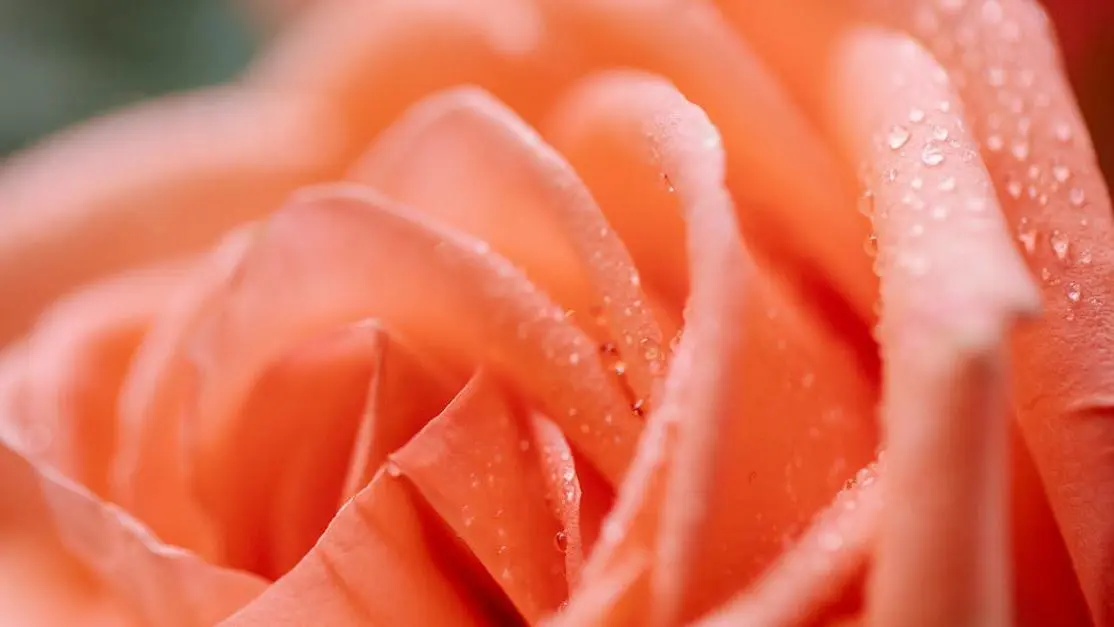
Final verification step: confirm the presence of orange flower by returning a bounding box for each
[0,1,1110,625]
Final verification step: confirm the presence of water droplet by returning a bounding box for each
[938,176,956,192]
[568,353,580,365]
[921,143,945,166]
[554,531,569,552]
[857,188,875,218]
[1027,164,1041,180]
[613,361,627,376]
[887,125,911,150]
[883,168,898,183]
[908,107,926,123]
[1010,139,1030,161]
[1040,267,1052,282]
[911,176,924,190]
[932,125,950,141]
[1007,180,1023,199]
[1067,282,1082,303]
[985,134,1004,152]
[1054,122,1073,143]
[1069,187,1086,207]
[910,222,925,237]
[1017,226,1037,254]
[930,205,949,220]
[385,460,402,478]
[630,273,641,287]
[1053,165,1071,183]
[938,99,952,113]
[1050,231,1070,260]
[863,234,879,257]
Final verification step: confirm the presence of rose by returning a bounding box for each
[0,0,1111,625]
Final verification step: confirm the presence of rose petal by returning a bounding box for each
[113,227,257,556]
[1,261,192,498]
[218,470,490,626]
[182,185,639,487]
[256,0,875,319]
[0,88,344,344]
[351,87,666,400]
[693,464,882,627]
[391,372,567,622]
[857,2,1114,620]
[195,323,379,578]
[543,71,879,624]
[825,28,1039,624]
[339,327,459,503]
[0,439,265,626]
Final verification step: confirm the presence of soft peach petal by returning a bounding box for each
[1,261,192,498]
[0,87,344,344]
[858,1,1114,620]
[694,464,882,627]
[195,324,379,578]
[0,439,265,626]
[113,226,257,556]
[218,470,490,626]
[391,372,567,622]
[339,328,458,503]
[544,71,879,625]
[351,87,665,400]
[256,0,874,319]
[181,185,640,487]
[825,28,1039,625]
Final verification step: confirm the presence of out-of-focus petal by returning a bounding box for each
[0,88,345,344]
[113,227,257,557]
[181,186,640,487]
[351,87,665,400]
[193,324,379,578]
[391,372,567,623]
[218,470,490,626]
[255,0,875,319]
[1,261,193,498]
[0,439,266,626]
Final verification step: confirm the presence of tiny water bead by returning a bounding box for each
[888,124,912,150]
[1049,231,1070,261]
[938,176,957,192]
[1067,282,1082,304]
[1069,187,1086,207]
[985,134,1004,152]
[908,107,926,124]
[1052,164,1071,184]
[921,143,945,167]
[553,530,569,553]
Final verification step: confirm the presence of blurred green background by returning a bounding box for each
[0,0,256,155]
[0,0,1110,184]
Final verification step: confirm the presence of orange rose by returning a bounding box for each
[0,1,1110,625]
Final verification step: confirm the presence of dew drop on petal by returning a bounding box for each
[938,176,957,192]
[921,143,945,167]
[932,125,950,141]
[1067,282,1082,303]
[908,107,926,123]
[1050,231,1070,261]
[888,124,911,149]
[1053,164,1071,183]
[1054,122,1073,144]
[1070,187,1086,207]
[1007,180,1023,199]
[985,134,1004,152]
